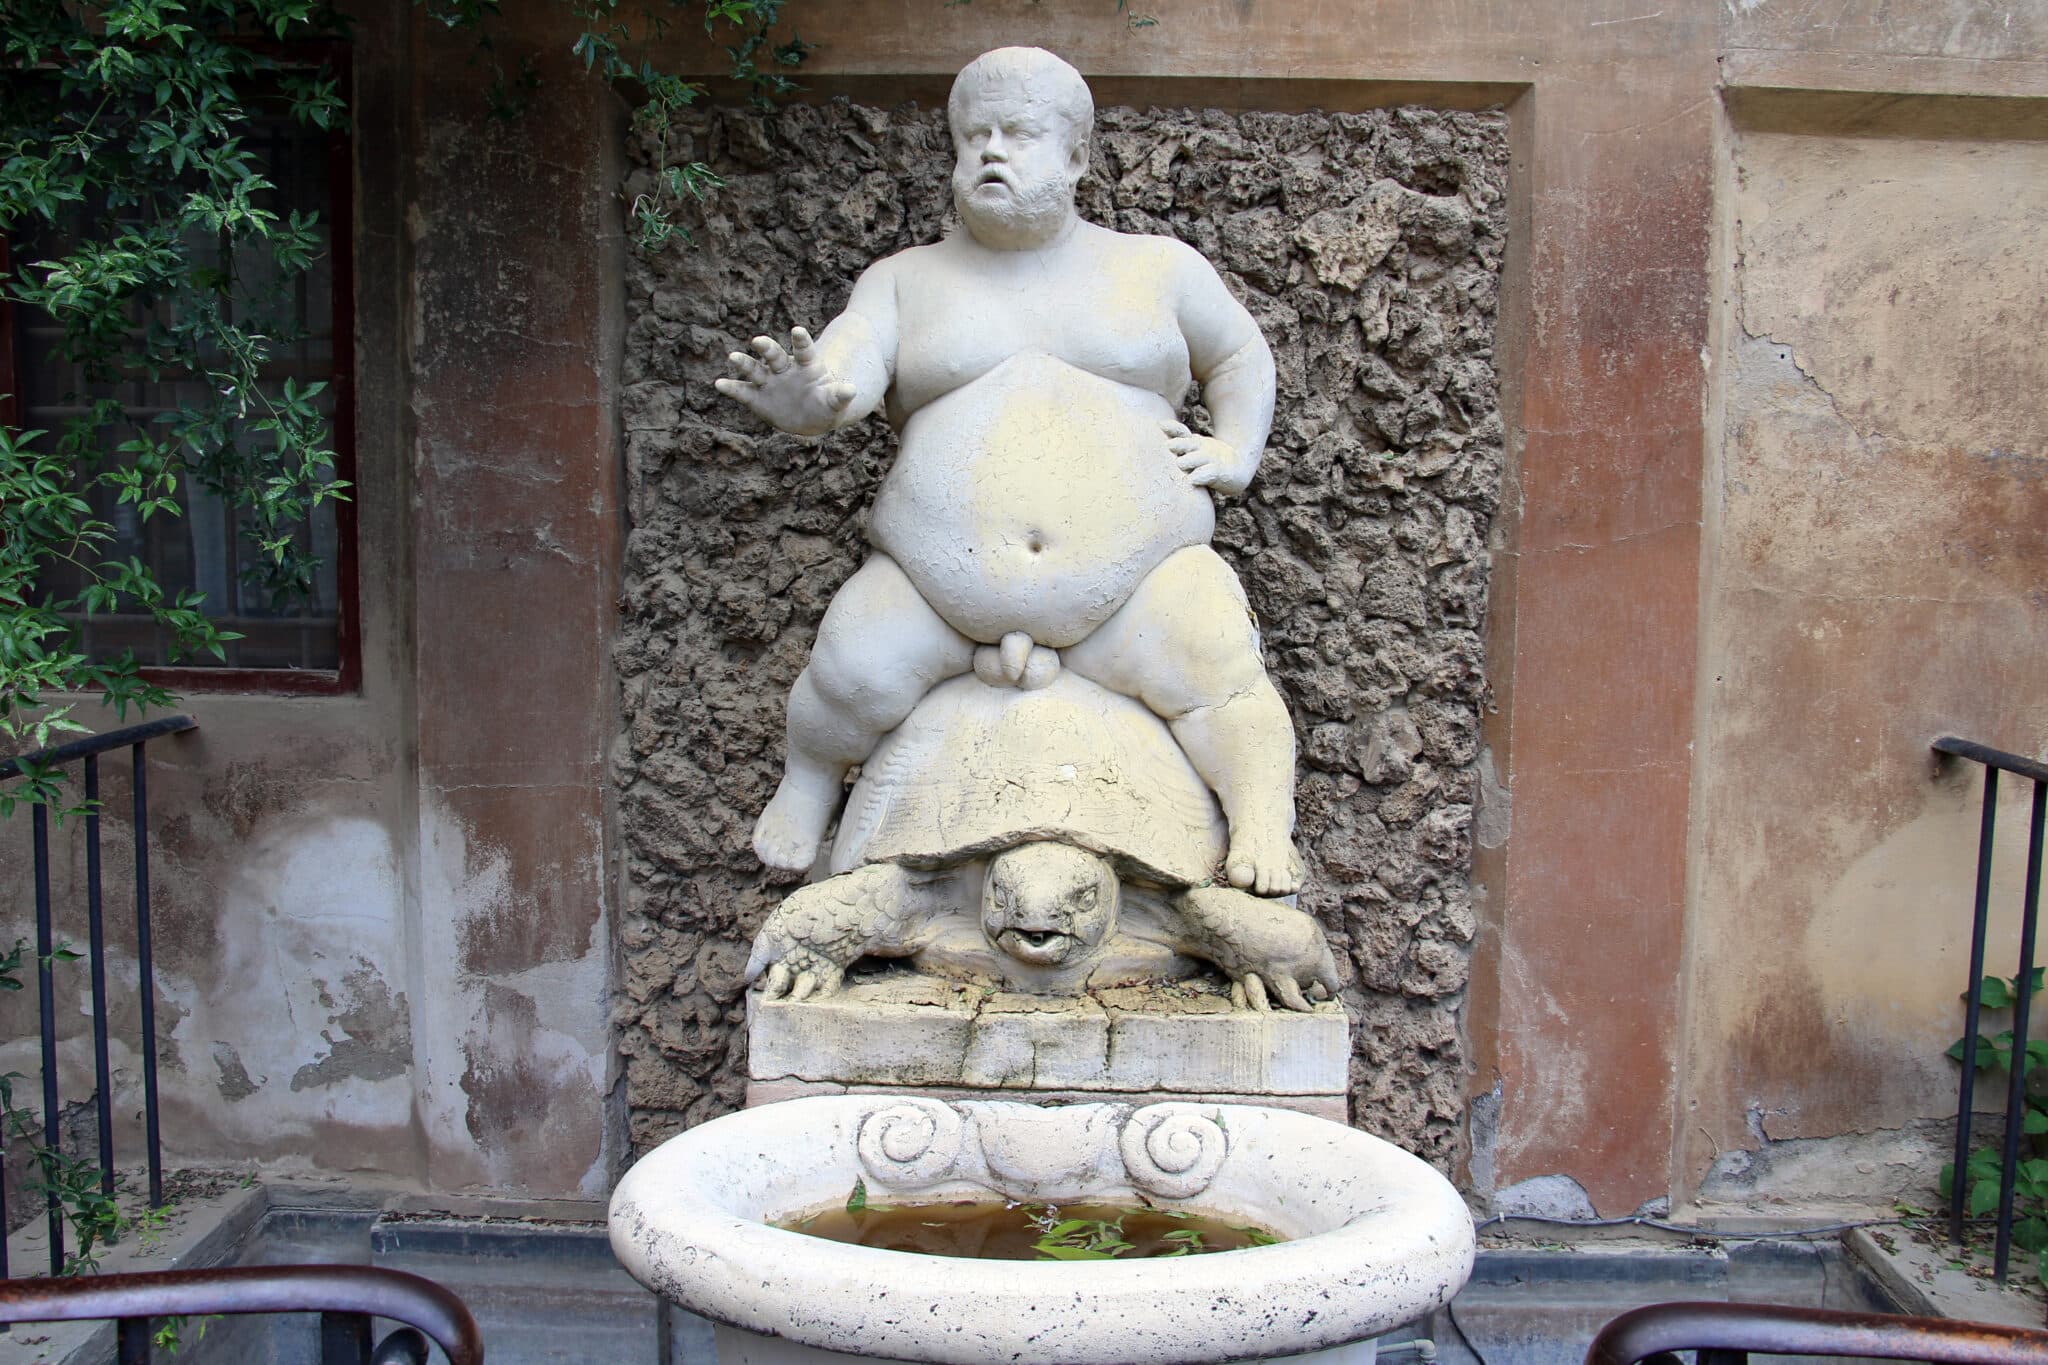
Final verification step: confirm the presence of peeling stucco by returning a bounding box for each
[412,798,612,1198]
[212,1043,259,1102]
[1698,1116,1959,1211]
[290,965,414,1091]
[155,814,414,1160]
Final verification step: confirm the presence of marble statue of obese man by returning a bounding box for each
[717,46,1305,896]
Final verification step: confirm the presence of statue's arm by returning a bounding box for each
[714,258,898,436]
[1171,243,1276,495]
[809,259,898,427]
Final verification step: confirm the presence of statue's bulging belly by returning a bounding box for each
[871,353,1215,648]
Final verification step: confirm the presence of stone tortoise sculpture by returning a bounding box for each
[745,670,1341,1012]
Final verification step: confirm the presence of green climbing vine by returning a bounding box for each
[2,0,351,753]
[1944,969,2048,1282]
[0,0,804,764]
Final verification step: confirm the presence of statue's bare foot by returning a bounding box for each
[752,769,842,872]
[1224,828,1305,897]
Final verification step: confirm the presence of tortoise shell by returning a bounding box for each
[828,671,1228,887]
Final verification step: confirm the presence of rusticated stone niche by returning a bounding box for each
[614,99,1509,1172]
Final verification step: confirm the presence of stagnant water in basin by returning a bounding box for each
[777,1199,1283,1260]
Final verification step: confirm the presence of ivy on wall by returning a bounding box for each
[0,0,801,758]
[2,0,345,751]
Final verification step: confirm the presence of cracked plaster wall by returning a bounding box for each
[0,734,426,1198]
[0,729,613,1204]
[613,100,1509,1168]
[1677,114,2048,1208]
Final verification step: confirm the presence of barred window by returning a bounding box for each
[4,82,355,690]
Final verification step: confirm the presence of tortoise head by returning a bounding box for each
[981,842,1119,967]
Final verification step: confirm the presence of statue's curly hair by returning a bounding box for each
[947,46,1094,151]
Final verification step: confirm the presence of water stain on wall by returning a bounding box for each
[1680,122,2048,1197]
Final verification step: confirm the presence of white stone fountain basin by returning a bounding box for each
[610,1095,1475,1365]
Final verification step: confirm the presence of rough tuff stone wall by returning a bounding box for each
[615,101,1509,1169]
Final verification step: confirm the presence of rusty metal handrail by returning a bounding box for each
[0,1264,484,1365]
[1586,1301,2048,1365]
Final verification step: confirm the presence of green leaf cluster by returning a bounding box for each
[430,0,809,248]
[5,0,808,767]
[1942,971,2048,1283]
[1945,970,2048,1079]
[1021,1206,1278,1260]
[1030,1212,1136,1261]
[563,0,808,251]
[3,0,352,762]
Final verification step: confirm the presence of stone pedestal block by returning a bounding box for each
[745,973,1349,1120]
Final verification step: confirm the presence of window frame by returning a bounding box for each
[0,41,361,697]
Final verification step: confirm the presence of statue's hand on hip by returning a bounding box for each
[1161,420,1253,494]
[715,327,859,437]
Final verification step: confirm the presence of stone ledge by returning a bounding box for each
[0,1174,267,1365]
[747,973,1349,1100]
[1844,1224,2046,1328]
[744,1078,1349,1122]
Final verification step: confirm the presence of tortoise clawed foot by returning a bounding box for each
[1238,972,1271,1012]
[1268,973,1312,1012]
[755,950,847,1002]
[1229,967,1320,1014]
[1180,885,1338,1014]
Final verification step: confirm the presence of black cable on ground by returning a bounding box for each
[1470,1212,1918,1240]
[1444,1295,1488,1365]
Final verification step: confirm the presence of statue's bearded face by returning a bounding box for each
[950,76,1087,249]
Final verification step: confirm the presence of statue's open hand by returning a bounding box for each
[1161,420,1252,494]
[715,328,858,437]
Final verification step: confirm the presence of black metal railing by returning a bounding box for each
[1936,736,2048,1280]
[0,1263,485,1364]
[1586,1301,2048,1365]
[1,714,196,1275]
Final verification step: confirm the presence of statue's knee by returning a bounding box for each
[806,627,927,731]
[805,628,874,707]
[1159,615,1267,708]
